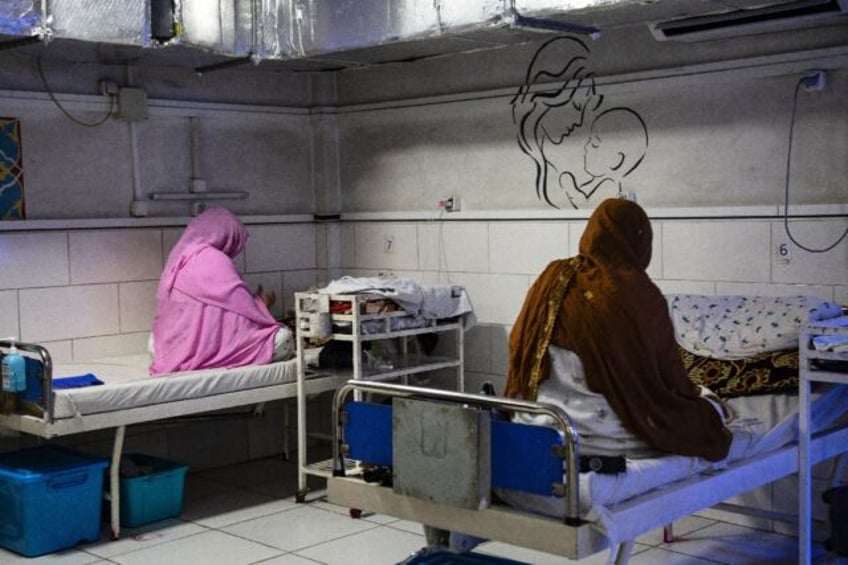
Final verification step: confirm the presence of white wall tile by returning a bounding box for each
[772,219,848,286]
[490,323,511,377]
[339,223,356,269]
[457,272,531,326]
[567,221,588,257]
[246,224,316,272]
[247,401,287,460]
[0,290,19,338]
[38,340,73,364]
[0,232,69,289]
[655,280,716,296]
[72,332,151,361]
[716,282,835,300]
[418,222,489,273]
[120,280,158,333]
[353,222,418,272]
[315,223,328,269]
[282,269,322,316]
[489,222,569,275]
[663,220,771,282]
[647,221,663,281]
[162,227,182,259]
[570,220,663,279]
[20,285,120,342]
[835,286,847,305]
[70,229,163,284]
[463,324,491,374]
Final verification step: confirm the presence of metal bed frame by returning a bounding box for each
[326,379,848,564]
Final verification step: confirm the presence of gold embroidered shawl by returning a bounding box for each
[506,199,731,462]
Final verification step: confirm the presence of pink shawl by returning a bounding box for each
[150,208,280,375]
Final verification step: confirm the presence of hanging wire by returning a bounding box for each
[36,55,115,127]
[437,207,452,284]
[783,77,847,253]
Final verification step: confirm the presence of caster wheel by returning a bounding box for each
[350,508,362,519]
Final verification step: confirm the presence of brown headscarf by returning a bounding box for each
[506,199,731,462]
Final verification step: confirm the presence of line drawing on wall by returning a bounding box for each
[511,37,648,209]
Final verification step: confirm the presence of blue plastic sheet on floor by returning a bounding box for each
[400,548,530,564]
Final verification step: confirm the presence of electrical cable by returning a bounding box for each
[36,55,114,127]
[436,207,452,284]
[783,77,847,253]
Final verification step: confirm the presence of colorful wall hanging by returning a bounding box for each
[0,117,25,219]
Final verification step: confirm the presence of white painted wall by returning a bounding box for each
[336,63,848,212]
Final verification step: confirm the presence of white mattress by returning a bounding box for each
[496,383,848,517]
[50,353,309,420]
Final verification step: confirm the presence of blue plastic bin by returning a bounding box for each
[119,453,188,527]
[0,445,108,557]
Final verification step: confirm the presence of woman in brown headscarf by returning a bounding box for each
[506,198,731,462]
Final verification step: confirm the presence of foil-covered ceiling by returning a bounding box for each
[1,0,846,72]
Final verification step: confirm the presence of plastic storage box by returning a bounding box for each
[119,453,188,527]
[0,445,108,557]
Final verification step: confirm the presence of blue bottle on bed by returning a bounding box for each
[2,339,26,414]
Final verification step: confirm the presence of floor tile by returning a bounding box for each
[636,515,717,546]
[257,554,327,564]
[651,521,799,564]
[4,453,844,565]
[476,539,619,565]
[106,530,283,565]
[0,547,105,565]
[82,519,207,559]
[294,524,424,565]
[629,546,725,564]
[223,504,378,552]
[182,488,299,529]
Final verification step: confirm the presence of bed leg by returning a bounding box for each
[663,523,674,543]
[609,540,635,565]
[110,425,126,540]
[282,399,290,461]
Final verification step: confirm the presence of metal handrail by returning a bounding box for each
[331,379,582,526]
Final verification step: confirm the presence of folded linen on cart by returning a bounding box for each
[318,276,476,328]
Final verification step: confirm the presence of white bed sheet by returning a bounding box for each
[496,383,848,520]
[50,353,307,420]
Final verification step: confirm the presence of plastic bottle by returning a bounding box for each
[1,338,26,414]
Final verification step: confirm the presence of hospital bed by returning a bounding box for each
[0,342,340,541]
[326,295,848,564]
[328,380,848,563]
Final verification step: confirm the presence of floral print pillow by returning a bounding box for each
[666,294,842,359]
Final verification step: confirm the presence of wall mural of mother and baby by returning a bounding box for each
[512,36,649,209]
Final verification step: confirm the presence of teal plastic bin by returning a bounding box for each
[118,453,188,527]
[0,445,108,556]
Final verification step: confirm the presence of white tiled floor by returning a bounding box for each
[2,455,846,565]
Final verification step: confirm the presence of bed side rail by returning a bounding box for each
[331,379,582,526]
[0,340,53,423]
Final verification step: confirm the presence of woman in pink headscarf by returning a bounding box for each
[150,207,293,375]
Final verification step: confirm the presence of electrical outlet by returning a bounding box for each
[438,195,460,212]
[99,79,119,96]
[801,70,826,92]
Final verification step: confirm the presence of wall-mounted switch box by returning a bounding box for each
[116,88,148,121]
